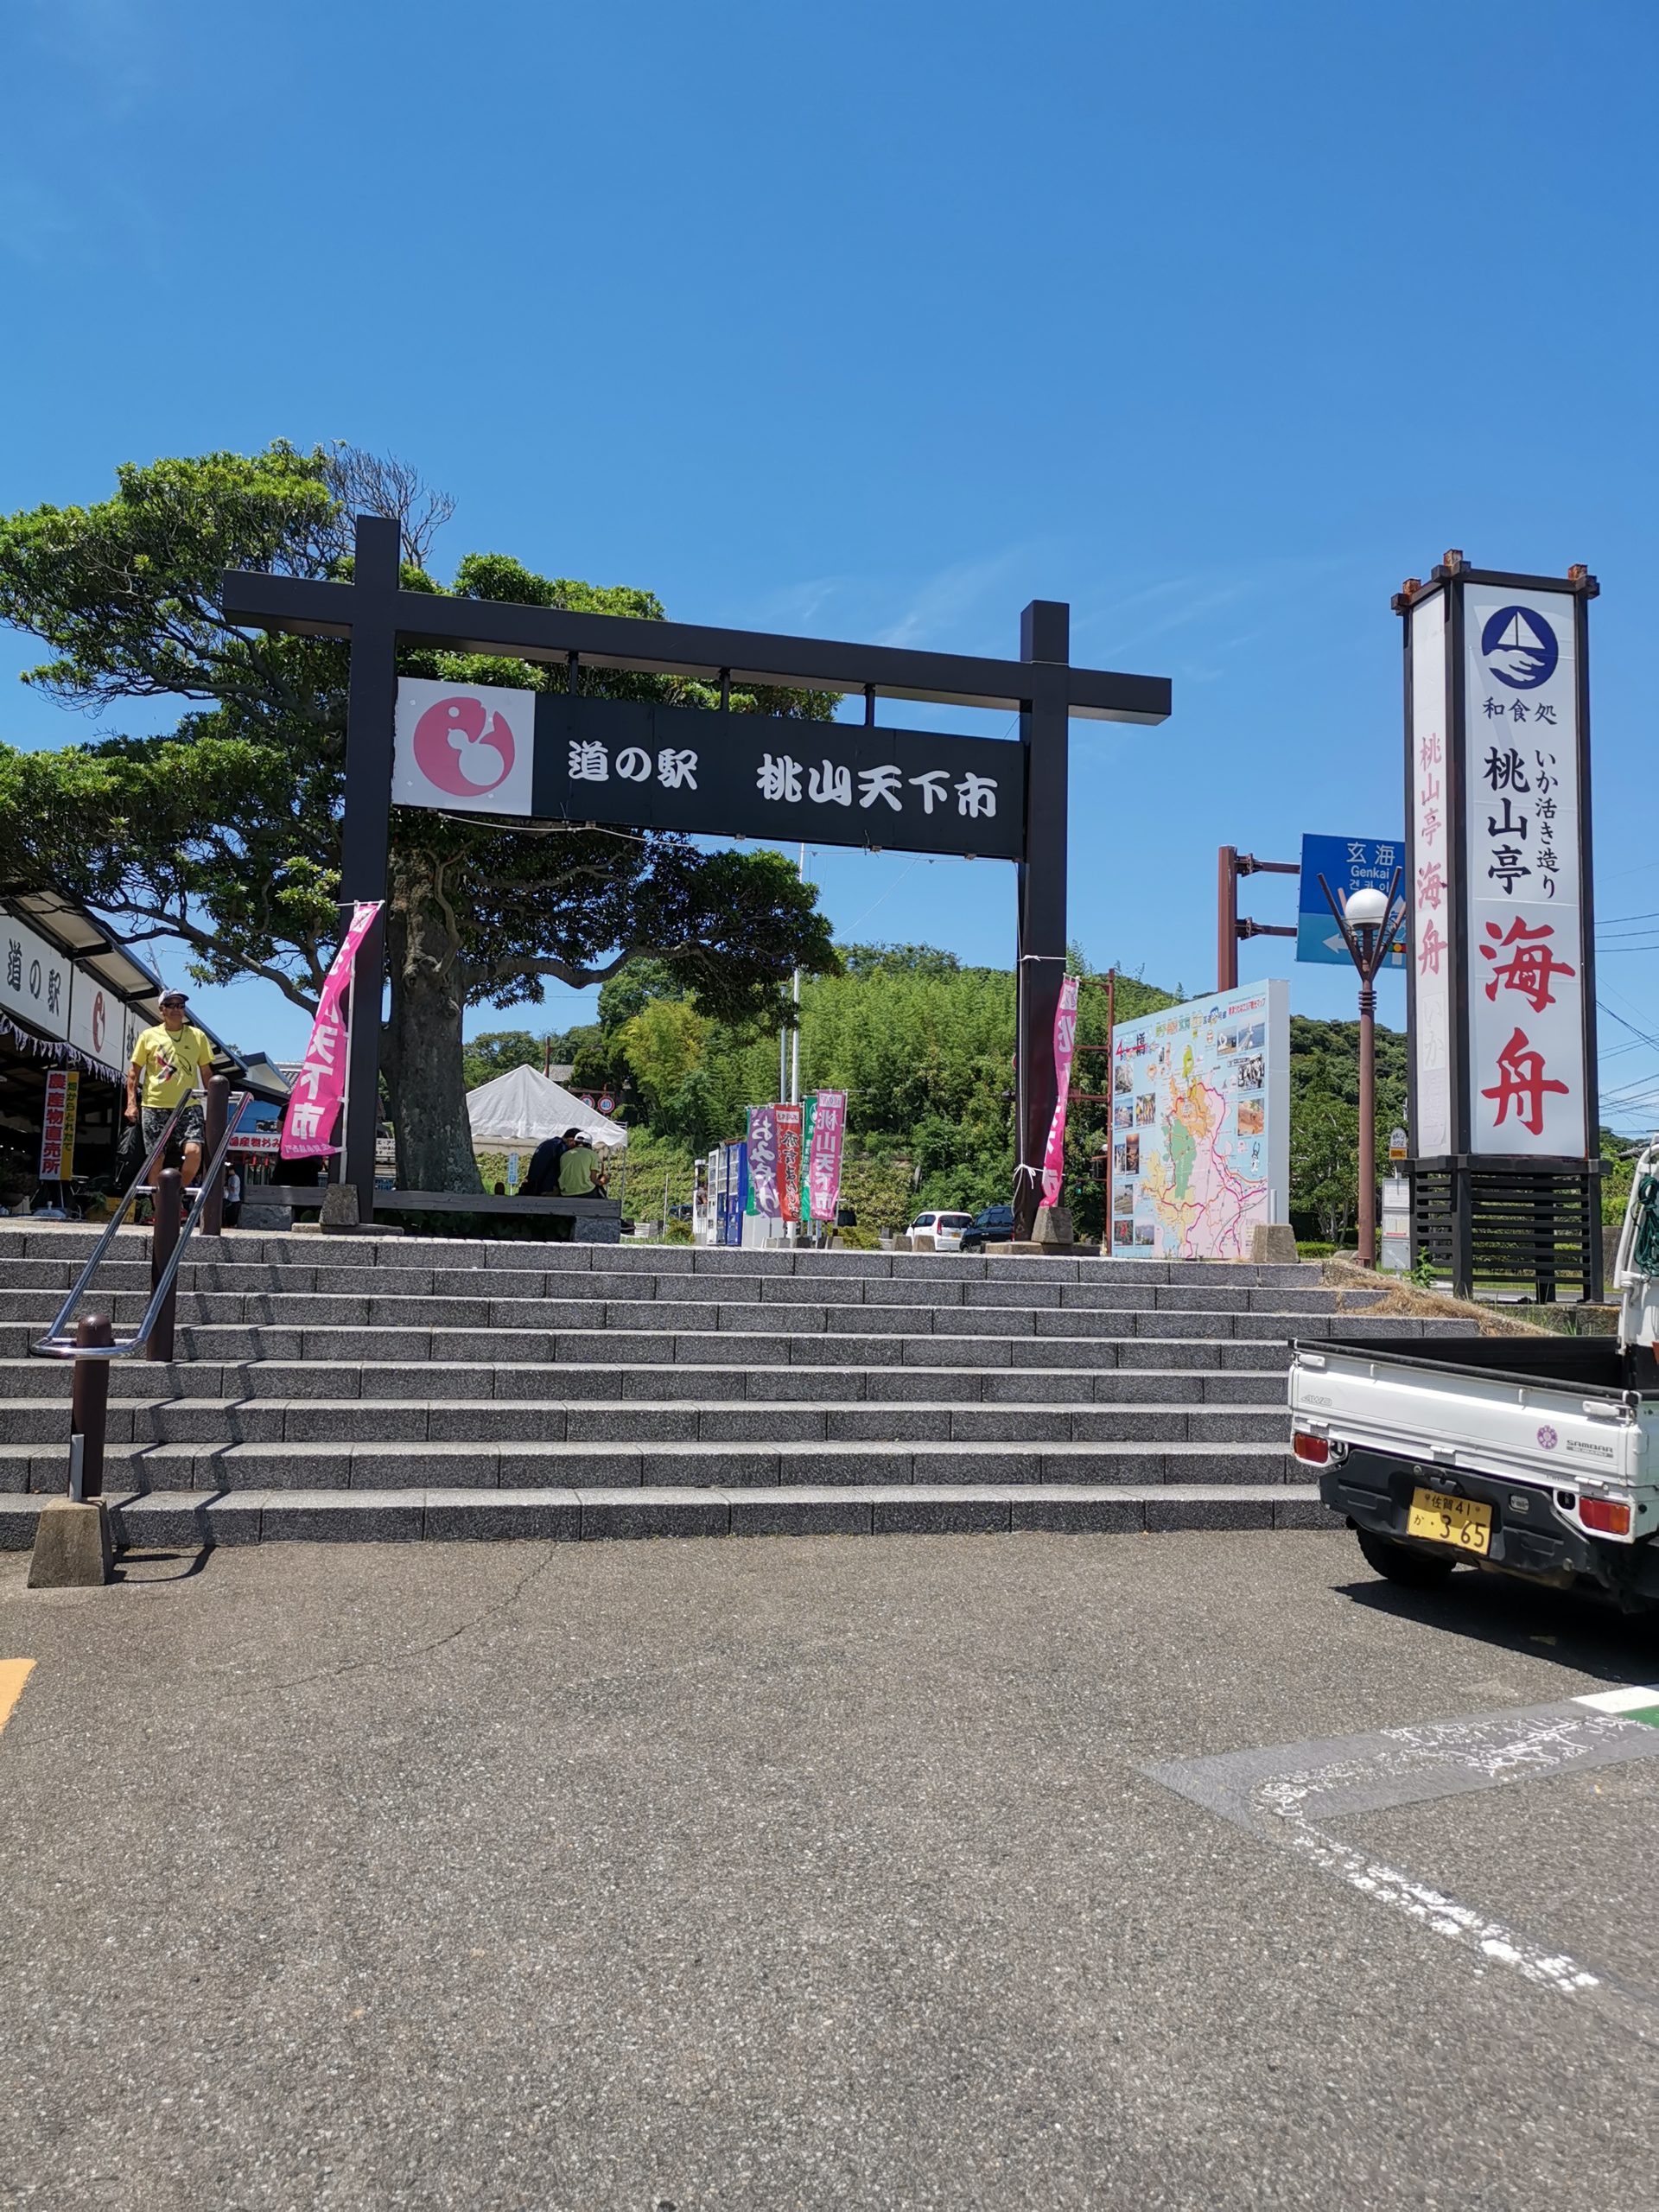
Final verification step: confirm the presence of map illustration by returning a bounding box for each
[1110,981,1288,1261]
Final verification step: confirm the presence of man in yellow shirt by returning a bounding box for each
[126,991,213,1188]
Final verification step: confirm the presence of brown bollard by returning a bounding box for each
[200,1073,229,1237]
[150,1167,181,1363]
[69,1312,114,1499]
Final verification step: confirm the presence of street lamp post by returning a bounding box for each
[1318,869,1404,1268]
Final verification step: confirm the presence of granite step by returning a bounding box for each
[3,1437,1300,1495]
[6,1309,1327,1362]
[0,1396,1291,1447]
[0,1255,1370,1313]
[0,1224,1325,1286]
[0,1481,1326,1548]
[0,1358,1293,1406]
[0,1288,1388,1338]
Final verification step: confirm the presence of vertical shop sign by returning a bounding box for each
[40,1070,79,1179]
[1408,591,1452,1156]
[1462,587,1588,1156]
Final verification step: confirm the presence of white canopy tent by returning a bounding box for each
[465,1064,630,1154]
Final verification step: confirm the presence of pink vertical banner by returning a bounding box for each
[806,1088,846,1221]
[280,901,382,1160]
[1039,975,1081,1208]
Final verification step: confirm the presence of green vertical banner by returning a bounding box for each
[798,1093,817,1219]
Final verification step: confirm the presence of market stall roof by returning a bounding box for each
[0,883,246,1081]
[232,1048,291,1105]
[3,884,166,1011]
[466,1064,628,1152]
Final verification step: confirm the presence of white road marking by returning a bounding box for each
[1280,1817,1599,1998]
[1573,1684,1659,1715]
[1147,1696,1659,2037]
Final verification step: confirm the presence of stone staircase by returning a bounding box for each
[0,1225,1469,1548]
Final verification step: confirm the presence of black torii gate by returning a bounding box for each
[223,517,1171,1229]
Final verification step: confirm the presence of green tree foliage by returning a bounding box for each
[1289,1092,1363,1244]
[619,999,707,1109]
[573,938,1427,1246]
[1286,1013,1408,1243]
[1600,1128,1637,1232]
[577,944,1181,1231]
[0,445,837,1190]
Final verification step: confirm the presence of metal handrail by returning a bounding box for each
[29,1093,238,1364]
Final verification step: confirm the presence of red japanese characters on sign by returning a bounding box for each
[1480,1026,1571,1139]
[39,1069,78,1179]
[1478,918,1575,1015]
[1463,586,1586,1157]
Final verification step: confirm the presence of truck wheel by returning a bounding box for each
[1355,1526,1458,1588]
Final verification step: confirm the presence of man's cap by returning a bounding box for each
[159,991,188,1008]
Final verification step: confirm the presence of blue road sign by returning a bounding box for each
[1297,834,1408,968]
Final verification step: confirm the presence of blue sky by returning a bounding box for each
[3,1,1656,1109]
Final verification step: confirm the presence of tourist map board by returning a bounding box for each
[1109,979,1289,1260]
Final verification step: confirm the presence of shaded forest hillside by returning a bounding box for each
[466,946,1407,1240]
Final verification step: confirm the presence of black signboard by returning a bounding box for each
[529,695,1024,861]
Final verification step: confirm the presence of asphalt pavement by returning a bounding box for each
[3,1528,1658,2211]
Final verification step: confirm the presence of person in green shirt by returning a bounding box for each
[126,991,213,1187]
[556,1138,601,1196]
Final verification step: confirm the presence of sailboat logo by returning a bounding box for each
[1480,604,1559,691]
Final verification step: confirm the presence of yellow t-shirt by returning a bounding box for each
[557,1146,598,1194]
[131,1022,213,1109]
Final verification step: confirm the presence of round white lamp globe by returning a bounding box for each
[1344,887,1390,929]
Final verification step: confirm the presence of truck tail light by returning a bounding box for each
[1292,1431,1330,1466]
[1580,1497,1632,1536]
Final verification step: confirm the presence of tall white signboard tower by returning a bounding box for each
[1394,552,1600,1300]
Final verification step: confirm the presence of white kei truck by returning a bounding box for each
[1288,1152,1659,1611]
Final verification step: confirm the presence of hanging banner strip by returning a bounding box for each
[746,1105,780,1218]
[776,1103,804,1224]
[806,1088,846,1222]
[1040,976,1081,1209]
[281,901,382,1160]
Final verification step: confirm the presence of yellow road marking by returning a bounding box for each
[0,1659,36,1734]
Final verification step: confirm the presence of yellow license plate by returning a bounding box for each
[1407,1486,1493,1555]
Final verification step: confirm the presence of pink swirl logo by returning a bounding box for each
[410,694,516,798]
[1537,1424,1558,1451]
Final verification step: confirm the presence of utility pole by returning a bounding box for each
[1217,847,1298,991]
[1319,869,1404,1267]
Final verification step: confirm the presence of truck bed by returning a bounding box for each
[1315,1330,1659,1402]
[1292,1331,1659,1500]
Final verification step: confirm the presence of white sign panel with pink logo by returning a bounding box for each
[392,679,536,817]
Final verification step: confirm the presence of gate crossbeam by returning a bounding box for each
[222,517,1171,1229]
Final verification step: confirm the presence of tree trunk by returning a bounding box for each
[382,848,481,1193]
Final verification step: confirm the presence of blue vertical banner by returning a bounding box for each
[1296,835,1407,967]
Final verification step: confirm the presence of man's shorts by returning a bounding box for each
[142,1100,205,1164]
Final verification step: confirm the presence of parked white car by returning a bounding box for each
[908,1210,976,1252]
